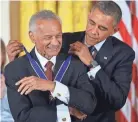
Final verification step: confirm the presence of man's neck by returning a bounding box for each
[36,48,52,60]
[84,36,106,51]
[44,54,52,60]
[35,47,57,68]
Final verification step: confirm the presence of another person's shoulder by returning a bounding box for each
[110,36,135,55]
[61,52,87,71]
[63,31,85,37]
[62,31,85,53]
[63,31,85,42]
[4,55,29,85]
[71,55,88,74]
[5,55,28,72]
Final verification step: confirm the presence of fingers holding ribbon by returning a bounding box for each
[69,41,93,66]
[70,42,81,52]
[7,40,23,62]
[69,41,83,53]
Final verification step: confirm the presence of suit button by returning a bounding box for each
[57,93,61,97]
[62,118,66,121]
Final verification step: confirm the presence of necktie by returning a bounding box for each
[45,61,55,102]
[89,46,97,59]
[45,61,53,81]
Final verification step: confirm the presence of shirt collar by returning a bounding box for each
[94,40,105,51]
[84,38,105,51]
[35,47,56,69]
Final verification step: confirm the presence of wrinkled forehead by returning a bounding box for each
[35,19,62,35]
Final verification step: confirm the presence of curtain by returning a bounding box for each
[19,1,92,52]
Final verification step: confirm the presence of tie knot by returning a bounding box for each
[89,46,96,53]
[89,46,97,59]
[45,61,53,70]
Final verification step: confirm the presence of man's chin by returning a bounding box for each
[86,40,97,46]
[44,53,58,59]
[48,52,60,57]
[46,48,61,56]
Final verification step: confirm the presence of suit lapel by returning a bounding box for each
[27,48,44,77]
[79,31,85,42]
[53,53,68,77]
[95,36,113,68]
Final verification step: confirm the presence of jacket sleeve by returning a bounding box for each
[93,50,135,113]
[4,65,57,122]
[68,62,97,115]
[53,63,97,115]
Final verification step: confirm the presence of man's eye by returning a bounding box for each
[56,35,62,38]
[44,36,52,40]
[99,26,107,31]
[89,20,95,25]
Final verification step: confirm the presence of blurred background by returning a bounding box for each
[0,0,138,122]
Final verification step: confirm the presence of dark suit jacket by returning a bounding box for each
[62,31,135,122]
[4,48,96,122]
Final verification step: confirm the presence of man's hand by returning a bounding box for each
[69,107,87,121]
[15,76,56,95]
[6,40,23,62]
[69,41,93,66]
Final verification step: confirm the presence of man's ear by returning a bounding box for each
[114,26,119,33]
[29,31,35,44]
[111,26,119,35]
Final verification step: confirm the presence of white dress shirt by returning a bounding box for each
[85,40,105,79]
[35,48,71,122]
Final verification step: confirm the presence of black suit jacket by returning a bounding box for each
[62,31,135,122]
[4,48,96,122]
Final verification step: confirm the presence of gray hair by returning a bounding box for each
[91,1,122,26]
[29,10,62,32]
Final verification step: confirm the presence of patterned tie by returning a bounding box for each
[45,61,53,81]
[89,46,97,59]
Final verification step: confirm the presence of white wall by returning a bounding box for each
[0,0,10,45]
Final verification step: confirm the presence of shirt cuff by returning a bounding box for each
[87,65,101,79]
[57,104,71,122]
[51,81,70,104]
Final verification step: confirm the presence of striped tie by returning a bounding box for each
[89,46,97,59]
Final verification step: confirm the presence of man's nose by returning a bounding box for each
[51,37,59,45]
[91,26,98,35]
